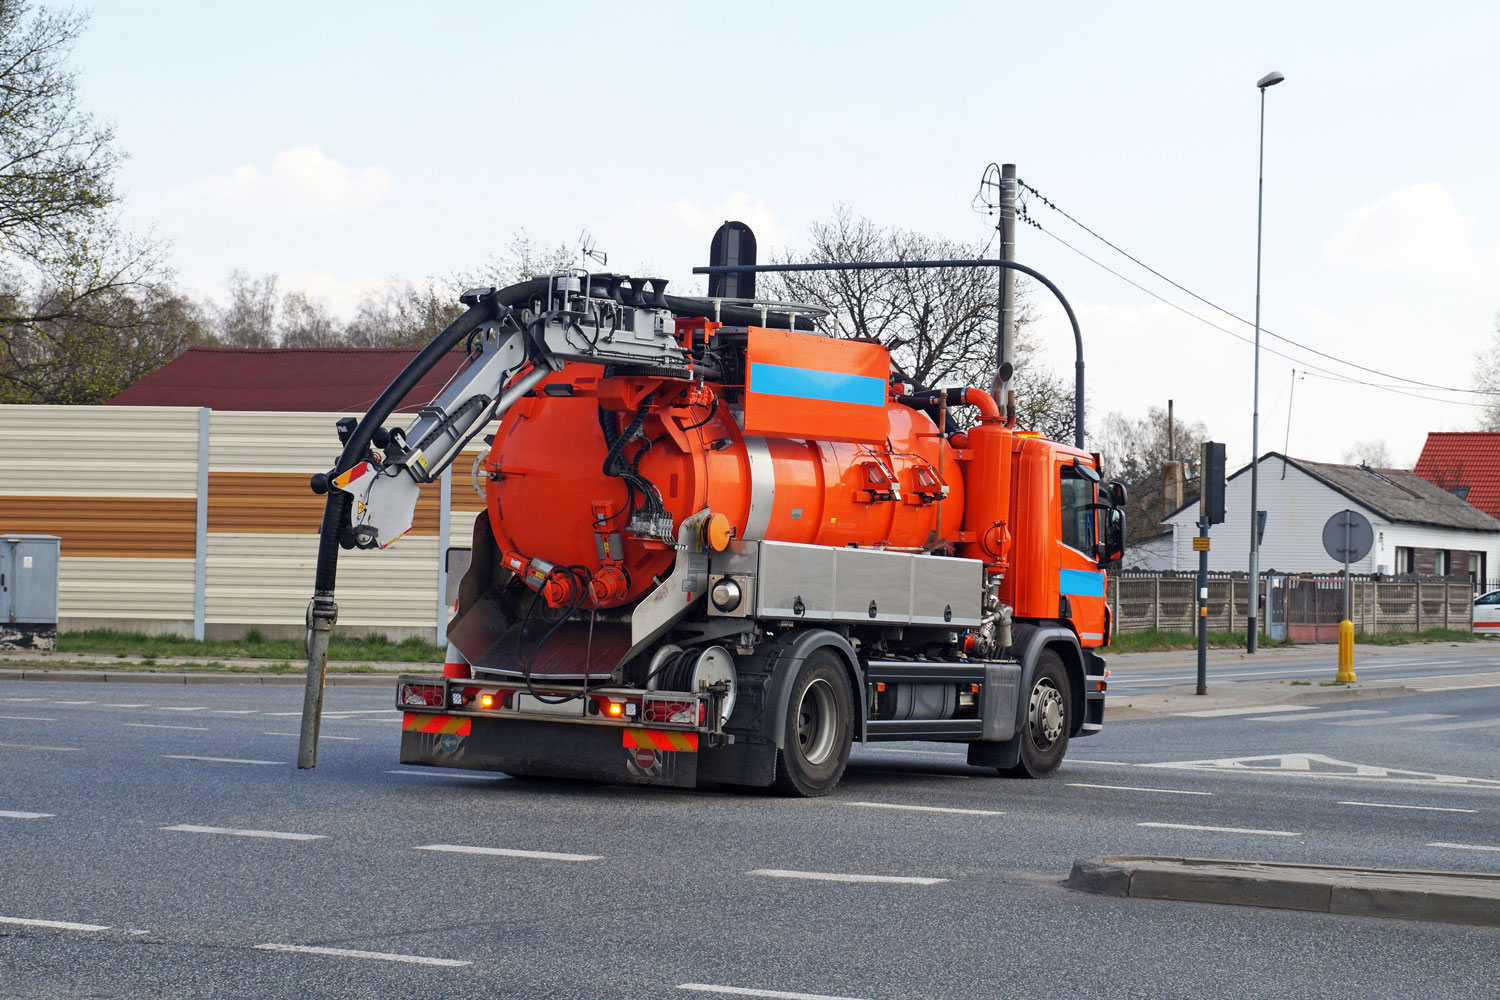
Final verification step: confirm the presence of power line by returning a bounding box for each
[1016,210,1491,409]
[1018,180,1499,397]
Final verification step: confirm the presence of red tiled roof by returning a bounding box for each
[1414,431,1500,520]
[107,347,467,413]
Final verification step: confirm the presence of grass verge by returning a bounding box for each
[1110,627,1478,653]
[56,629,444,663]
[0,657,389,674]
[1107,630,1290,654]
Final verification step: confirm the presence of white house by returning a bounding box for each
[1121,530,1174,570]
[1162,453,1500,587]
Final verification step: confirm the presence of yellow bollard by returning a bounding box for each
[1335,619,1357,683]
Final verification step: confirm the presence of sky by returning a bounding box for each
[72,1,1500,470]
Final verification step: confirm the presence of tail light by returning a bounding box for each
[399,682,445,708]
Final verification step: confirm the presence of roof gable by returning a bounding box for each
[107,347,468,413]
[1161,452,1500,533]
[1414,431,1500,520]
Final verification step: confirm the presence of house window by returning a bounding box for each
[1395,547,1413,574]
[1434,550,1449,577]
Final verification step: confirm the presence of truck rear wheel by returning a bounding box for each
[772,649,854,797]
[1003,650,1070,778]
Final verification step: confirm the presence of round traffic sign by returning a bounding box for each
[1322,509,1374,564]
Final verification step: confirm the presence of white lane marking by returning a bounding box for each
[211,709,258,715]
[0,915,110,932]
[1067,783,1211,796]
[1138,822,1300,837]
[386,769,507,781]
[678,985,870,1000]
[1141,752,1500,787]
[1068,760,1136,766]
[263,712,304,716]
[1341,801,1477,814]
[0,810,55,819]
[1405,717,1500,732]
[125,723,208,732]
[162,824,324,841]
[1175,705,1315,718]
[253,943,469,967]
[1246,709,1384,722]
[102,704,149,709]
[158,707,208,712]
[1428,841,1500,853]
[845,801,1003,816]
[1411,681,1500,693]
[1,697,46,702]
[265,732,359,741]
[414,843,600,862]
[50,700,96,706]
[748,868,947,885]
[0,742,81,752]
[1326,713,1454,727]
[163,755,280,765]
[322,709,392,715]
[0,714,57,722]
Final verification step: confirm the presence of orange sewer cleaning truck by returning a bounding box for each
[307,233,1124,795]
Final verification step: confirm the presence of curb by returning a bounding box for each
[1106,681,1422,720]
[0,668,401,688]
[1066,856,1500,927]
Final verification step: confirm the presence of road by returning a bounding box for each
[1,657,1498,999]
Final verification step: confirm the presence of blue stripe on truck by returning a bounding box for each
[1059,568,1105,598]
[748,362,886,407]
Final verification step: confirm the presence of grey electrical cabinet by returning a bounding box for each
[1,534,60,651]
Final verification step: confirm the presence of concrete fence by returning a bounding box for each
[1109,571,1474,641]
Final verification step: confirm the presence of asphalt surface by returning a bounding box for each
[3,654,1499,999]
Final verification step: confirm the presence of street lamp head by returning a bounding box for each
[1257,71,1285,89]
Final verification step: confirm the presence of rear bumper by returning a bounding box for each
[402,715,701,787]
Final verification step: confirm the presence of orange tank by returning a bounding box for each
[485,351,970,608]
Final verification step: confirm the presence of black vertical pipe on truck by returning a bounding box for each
[691,258,1086,449]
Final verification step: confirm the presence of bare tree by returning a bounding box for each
[1094,405,1210,546]
[279,290,341,348]
[345,281,464,348]
[1473,312,1500,430]
[760,207,1076,436]
[1340,440,1392,468]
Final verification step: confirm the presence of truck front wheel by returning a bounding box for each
[772,650,854,797]
[1004,650,1070,778]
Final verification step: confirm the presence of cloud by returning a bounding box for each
[170,145,390,218]
[1324,182,1497,280]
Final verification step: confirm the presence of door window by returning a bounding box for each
[1060,465,1094,555]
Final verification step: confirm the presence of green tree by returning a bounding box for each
[0,4,186,403]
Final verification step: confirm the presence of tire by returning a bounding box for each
[772,649,855,797]
[1003,650,1071,778]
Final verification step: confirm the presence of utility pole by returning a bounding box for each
[991,163,1017,412]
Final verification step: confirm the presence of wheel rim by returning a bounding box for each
[1029,678,1065,750]
[796,678,838,766]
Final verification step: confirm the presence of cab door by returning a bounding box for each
[1057,462,1107,647]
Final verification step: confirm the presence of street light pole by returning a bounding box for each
[1247,69,1285,654]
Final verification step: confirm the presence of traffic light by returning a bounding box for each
[1200,441,1226,525]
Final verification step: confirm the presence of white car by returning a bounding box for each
[1474,590,1500,634]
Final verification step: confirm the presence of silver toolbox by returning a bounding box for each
[711,540,981,627]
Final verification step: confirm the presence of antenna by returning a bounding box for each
[579,230,607,268]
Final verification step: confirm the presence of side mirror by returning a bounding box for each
[1101,508,1126,566]
[1106,480,1128,508]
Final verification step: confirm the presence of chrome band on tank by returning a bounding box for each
[743,436,776,540]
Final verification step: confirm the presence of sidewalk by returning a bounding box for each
[0,648,441,686]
